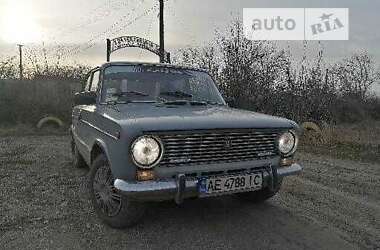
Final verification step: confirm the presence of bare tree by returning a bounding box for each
[333,52,380,99]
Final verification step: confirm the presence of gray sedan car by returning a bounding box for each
[71,62,302,228]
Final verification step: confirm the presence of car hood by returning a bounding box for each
[100,103,298,132]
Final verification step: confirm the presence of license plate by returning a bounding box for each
[199,173,263,195]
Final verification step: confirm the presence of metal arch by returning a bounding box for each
[106,36,171,63]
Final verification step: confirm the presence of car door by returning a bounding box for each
[74,69,100,161]
[72,72,92,140]
[72,73,92,127]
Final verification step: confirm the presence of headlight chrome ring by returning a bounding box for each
[131,135,163,169]
[278,130,298,156]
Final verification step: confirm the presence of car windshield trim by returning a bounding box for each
[101,65,227,105]
[101,100,158,105]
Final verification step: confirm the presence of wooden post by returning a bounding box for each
[17,44,23,79]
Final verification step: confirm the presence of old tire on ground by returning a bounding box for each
[89,154,146,228]
[71,139,87,168]
[235,181,282,203]
[36,116,63,129]
[301,121,324,144]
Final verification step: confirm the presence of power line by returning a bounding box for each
[139,10,155,60]
[107,1,160,38]
[166,0,196,47]
[44,0,141,62]
[50,0,133,41]
[62,2,159,59]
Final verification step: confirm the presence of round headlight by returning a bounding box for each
[278,131,298,155]
[131,136,162,168]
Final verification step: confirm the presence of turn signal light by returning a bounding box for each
[136,170,155,181]
[280,157,295,167]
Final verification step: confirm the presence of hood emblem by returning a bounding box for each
[224,137,232,148]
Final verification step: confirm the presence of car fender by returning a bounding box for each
[90,138,110,165]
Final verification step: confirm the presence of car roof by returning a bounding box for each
[99,61,209,73]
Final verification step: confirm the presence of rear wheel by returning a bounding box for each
[89,154,146,228]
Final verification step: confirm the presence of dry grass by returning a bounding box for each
[0,124,68,137]
[300,121,380,162]
[0,79,81,125]
[322,121,380,146]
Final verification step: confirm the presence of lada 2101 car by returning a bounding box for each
[71,62,302,228]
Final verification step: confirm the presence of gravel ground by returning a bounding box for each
[0,135,379,250]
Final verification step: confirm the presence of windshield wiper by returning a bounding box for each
[190,100,224,106]
[159,100,222,106]
[161,100,189,105]
[160,91,193,98]
[105,100,130,105]
[112,91,149,97]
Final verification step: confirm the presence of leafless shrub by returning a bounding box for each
[332,52,380,99]
[24,45,91,82]
[0,45,91,82]
[0,56,18,79]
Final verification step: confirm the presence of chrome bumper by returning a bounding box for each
[114,163,302,203]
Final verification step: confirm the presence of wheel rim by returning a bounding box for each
[93,164,122,217]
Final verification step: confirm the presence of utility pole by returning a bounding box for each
[17,44,23,80]
[159,0,165,63]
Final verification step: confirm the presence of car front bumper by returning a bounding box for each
[114,163,302,203]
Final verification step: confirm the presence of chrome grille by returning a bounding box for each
[154,129,280,167]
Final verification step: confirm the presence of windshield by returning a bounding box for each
[101,65,226,105]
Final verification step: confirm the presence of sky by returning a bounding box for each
[0,0,379,93]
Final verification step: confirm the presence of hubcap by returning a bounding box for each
[93,164,122,217]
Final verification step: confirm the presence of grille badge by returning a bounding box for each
[224,137,232,148]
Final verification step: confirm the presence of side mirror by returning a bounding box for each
[74,91,97,106]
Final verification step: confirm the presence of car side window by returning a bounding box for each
[90,70,100,92]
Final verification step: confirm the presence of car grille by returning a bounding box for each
[153,129,280,167]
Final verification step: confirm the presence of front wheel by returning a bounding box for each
[88,154,146,228]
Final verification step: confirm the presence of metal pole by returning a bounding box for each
[159,0,165,63]
[106,39,111,62]
[17,44,23,80]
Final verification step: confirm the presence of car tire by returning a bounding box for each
[236,180,282,203]
[71,139,87,168]
[88,154,146,228]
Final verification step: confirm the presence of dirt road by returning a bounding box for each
[0,136,379,249]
